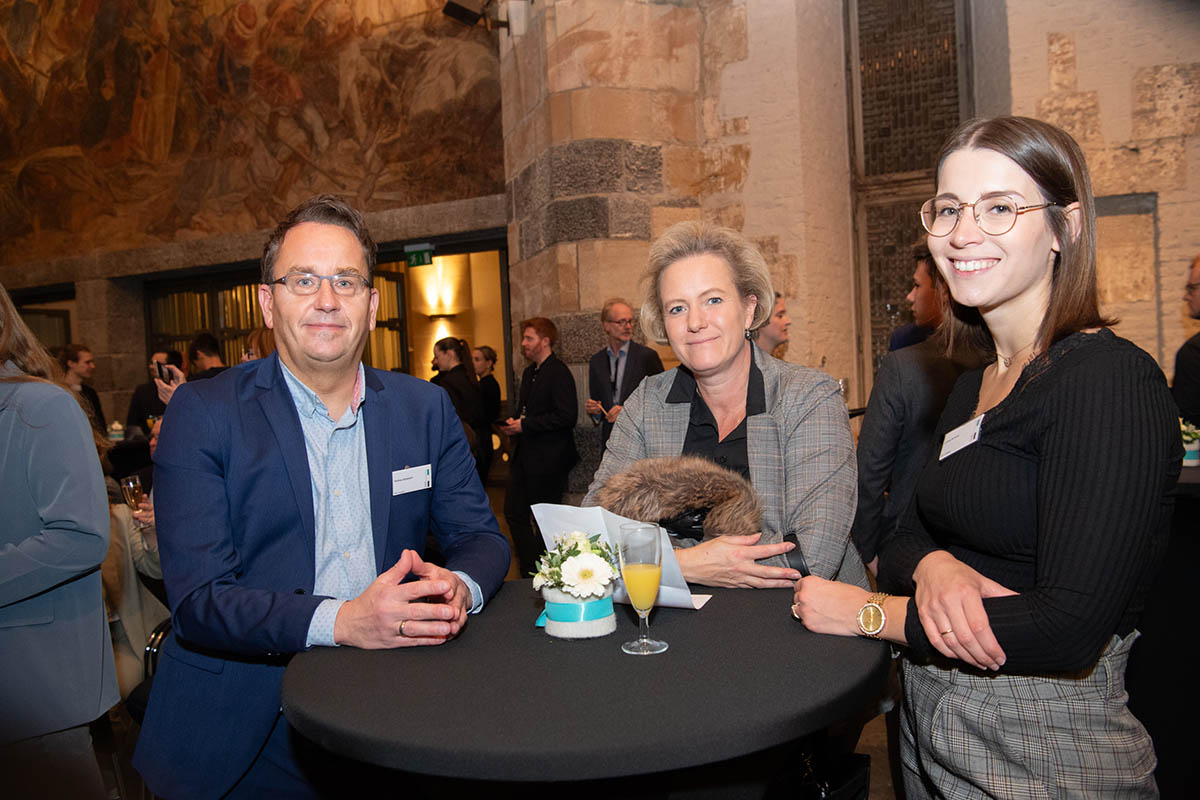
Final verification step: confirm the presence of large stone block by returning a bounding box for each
[1047,33,1076,93]
[1035,91,1103,145]
[568,87,697,144]
[1086,138,1187,195]
[1097,213,1156,306]
[651,205,702,238]
[547,0,701,94]
[701,0,748,90]
[504,103,551,179]
[624,144,663,193]
[663,145,705,195]
[550,140,625,196]
[547,196,610,243]
[577,238,651,308]
[553,309,609,364]
[1132,62,1200,140]
[705,203,745,231]
[512,154,550,219]
[608,196,652,240]
[519,204,548,261]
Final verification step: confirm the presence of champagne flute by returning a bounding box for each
[121,475,148,530]
[618,523,668,655]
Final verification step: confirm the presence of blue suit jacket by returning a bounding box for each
[133,354,510,798]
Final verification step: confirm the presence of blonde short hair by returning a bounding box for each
[640,222,774,344]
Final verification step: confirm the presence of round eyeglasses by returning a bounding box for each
[919,195,1057,237]
[271,272,371,296]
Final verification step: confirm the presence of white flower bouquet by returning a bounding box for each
[532,531,619,639]
[531,531,618,597]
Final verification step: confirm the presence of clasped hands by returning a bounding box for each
[333,549,471,649]
[791,550,1014,671]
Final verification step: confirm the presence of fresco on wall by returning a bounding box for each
[0,0,504,264]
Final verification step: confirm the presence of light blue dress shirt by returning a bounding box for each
[279,363,482,648]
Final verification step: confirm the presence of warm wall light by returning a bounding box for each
[409,255,471,317]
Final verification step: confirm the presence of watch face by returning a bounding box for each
[858,604,884,635]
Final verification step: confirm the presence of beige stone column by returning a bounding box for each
[74,278,149,429]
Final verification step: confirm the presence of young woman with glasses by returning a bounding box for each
[792,116,1178,798]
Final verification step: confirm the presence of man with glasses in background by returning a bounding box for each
[134,195,510,799]
[586,297,663,450]
[1174,254,1200,425]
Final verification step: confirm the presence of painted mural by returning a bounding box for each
[0,0,504,263]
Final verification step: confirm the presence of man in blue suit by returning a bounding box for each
[134,196,511,798]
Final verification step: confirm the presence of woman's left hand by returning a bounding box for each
[791,575,869,637]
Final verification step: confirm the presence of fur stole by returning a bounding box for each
[590,455,761,538]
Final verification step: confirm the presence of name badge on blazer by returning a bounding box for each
[392,465,432,495]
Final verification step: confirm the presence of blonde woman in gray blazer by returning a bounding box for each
[584,222,867,591]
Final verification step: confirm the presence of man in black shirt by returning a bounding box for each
[187,333,227,380]
[125,350,183,437]
[60,343,105,431]
[1173,254,1200,425]
[501,317,578,575]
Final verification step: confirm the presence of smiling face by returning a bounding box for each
[257,222,379,383]
[927,148,1063,329]
[659,252,757,378]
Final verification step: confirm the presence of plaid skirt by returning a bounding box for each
[899,632,1157,799]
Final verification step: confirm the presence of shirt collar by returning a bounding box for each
[608,340,631,359]
[279,360,366,421]
[666,346,766,416]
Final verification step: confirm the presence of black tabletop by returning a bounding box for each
[282,581,890,782]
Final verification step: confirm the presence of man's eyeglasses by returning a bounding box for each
[920,194,1057,237]
[605,318,634,327]
[271,272,371,296]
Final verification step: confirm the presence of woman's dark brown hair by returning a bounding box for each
[1,280,58,383]
[933,116,1112,359]
[435,336,476,383]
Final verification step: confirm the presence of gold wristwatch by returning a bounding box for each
[856,592,889,639]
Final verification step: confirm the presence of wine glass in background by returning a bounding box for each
[618,523,668,655]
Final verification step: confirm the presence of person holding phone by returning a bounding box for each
[126,350,183,437]
[792,116,1178,797]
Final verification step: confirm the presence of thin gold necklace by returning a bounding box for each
[995,338,1038,369]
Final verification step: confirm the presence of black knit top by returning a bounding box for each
[879,329,1181,672]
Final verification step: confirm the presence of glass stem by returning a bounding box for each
[638,611,650,645]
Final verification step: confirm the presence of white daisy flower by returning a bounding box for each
[559,552,615,598]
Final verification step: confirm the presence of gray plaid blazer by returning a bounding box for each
[584,352,868,588]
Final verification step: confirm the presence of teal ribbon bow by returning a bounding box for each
[535,596,614,627]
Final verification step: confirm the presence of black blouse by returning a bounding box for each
[668,349,767,482]
[879,329,1181,672]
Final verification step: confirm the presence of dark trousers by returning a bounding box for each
[504,457,567,577]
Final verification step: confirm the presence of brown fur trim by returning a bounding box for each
[591,455,761,537]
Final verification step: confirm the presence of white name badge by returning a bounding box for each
[392,465,432,495]
[939,415,984,461]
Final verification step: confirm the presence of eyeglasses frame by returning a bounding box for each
[269,271,373,297]
[920,195,1058,238]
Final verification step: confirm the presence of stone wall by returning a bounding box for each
[1006,0,1200,375]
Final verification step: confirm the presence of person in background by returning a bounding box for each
[754,292,791,358]
[584,222,865,590]
[126,350,183,438]
[1,281,118,799]
[1172,253,1200,425]
[793,116,1177,798]
[60,342,106,429]
[888,242,944,351]
[501,317,579,576]
[187,332,227,379]
[586,297,664,450]
[243,326,276,362]
[431,336,486,467]
[851,238,974,575]
[472,345,502,482]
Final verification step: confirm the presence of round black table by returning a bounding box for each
[282,581,890,783]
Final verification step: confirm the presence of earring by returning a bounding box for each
[744,329,752,340]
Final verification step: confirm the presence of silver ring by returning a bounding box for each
[398,620,409,637]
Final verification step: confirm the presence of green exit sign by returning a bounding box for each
[404,243,433,267]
